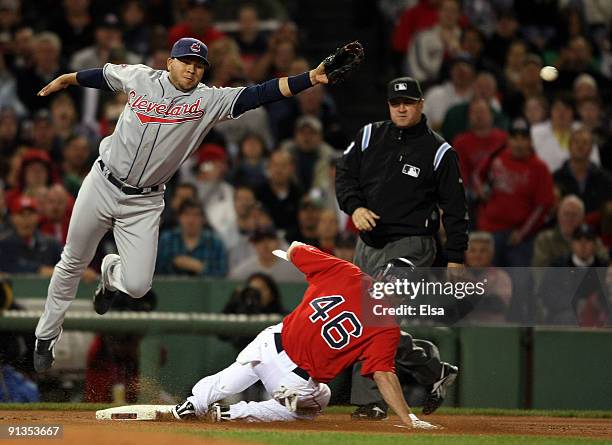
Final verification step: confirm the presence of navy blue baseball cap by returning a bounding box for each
[170,38,210,66]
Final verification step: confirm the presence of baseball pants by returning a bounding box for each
[188,323,331,422]
[350,235,444,406]
[35,160,165,340]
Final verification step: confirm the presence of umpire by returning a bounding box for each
[336,77,468,419]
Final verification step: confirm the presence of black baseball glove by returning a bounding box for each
[322,41,364,85]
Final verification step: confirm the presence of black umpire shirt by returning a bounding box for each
[335,115,468,263]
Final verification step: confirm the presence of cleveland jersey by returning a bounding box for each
[282,245,400,382]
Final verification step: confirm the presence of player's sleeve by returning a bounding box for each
[102,63,153,93]
[291,244,359,283]
[359,328,400,379]
[206,86,247,122]
[335,126,367,216]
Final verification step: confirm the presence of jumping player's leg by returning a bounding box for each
[35,170,113,340]
[105,194,164,298]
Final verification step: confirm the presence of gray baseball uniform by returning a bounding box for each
[35,63,244,340]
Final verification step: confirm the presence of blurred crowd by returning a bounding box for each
[0,0,611,403]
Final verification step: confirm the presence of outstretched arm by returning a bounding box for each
[373,371,438,429]
[38,69,112,97]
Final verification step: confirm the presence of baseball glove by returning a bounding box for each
[322,41,364,84]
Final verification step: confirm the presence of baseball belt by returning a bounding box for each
[274,332,311,381]
[98,159,160,195]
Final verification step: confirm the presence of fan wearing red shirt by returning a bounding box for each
[167,0,226,50]
[172,242,438,429]
[473,119,554,266]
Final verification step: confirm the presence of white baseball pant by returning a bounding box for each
[35,161,165,340]
[188,323,331,422]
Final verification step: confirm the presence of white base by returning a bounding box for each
[95,404,176,421]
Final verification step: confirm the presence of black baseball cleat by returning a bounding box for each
[93,282,116,315]
[33,328,62,373]
[350,403,388,420]
[172,400,197,421]
[422,363,458,415]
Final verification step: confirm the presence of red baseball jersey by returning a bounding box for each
[281,245,400,383]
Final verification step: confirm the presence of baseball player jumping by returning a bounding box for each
[172,242,438,429]
[32,38,364,372]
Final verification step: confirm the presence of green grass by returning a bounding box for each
[186,430,612,445]
[2,403,612,419]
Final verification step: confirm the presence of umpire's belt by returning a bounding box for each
[98,160,159,195]
[274,332,311,381]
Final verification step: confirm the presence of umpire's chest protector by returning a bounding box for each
[359,119,445,223]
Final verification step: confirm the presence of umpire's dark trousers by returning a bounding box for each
[350,235,444,406]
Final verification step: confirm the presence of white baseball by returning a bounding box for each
[540,66,558,81]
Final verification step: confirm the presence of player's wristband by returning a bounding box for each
[287,72,313,95]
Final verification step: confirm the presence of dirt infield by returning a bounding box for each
[1,410,612,444]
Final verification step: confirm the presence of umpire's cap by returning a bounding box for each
[388,77,423,102]
[171,38,210,66]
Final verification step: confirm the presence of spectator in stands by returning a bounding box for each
[459,26,498,76]
[16,32,66,113]
[0,51,26,117]
[285,195,321,245]
[334,231,357,263]
[577,97,612,172]
[442,75,508,143]
[557,36,607,91]
[189,144,236,246]
[120,0,150,56]
[229,225,302,282]
[573,73,598,103]
[533,194,609,267]
[553,127,612,217]
[0,187,11,238]
[502,40,527,93]
[10,25,34,71]
[156,199,227,277]
[49,0,94,60]
[160,182,197,231]
[464,230,512,313]
[483,10,521,66]
[255,149,302,234]
[226,185,258,269]
[222,272,285,350]
[423,54,475,129]
[452,97,508,197]
[502,53,544,120]
[61,135,93,197]
[406,0,462,83]
[5,149,55,209]
[250,27,297,82]
[232,3,268,72]
[0,108,20,180]
[70,13,141,71]
[277,84,347,150]
[38,183,73,246]
[539,224,609,326]
[316,208,339,254]
[228,133,269,188]
[281,116,335,192]
[28,109,63,162]
[167,0,225,48]
[50,93,98,148]
[474,119,554,266]
[523,95,549,126]
[392,0,441,61]
[0,196,61,276]
[207,37,246,87]
[532,95,600,173]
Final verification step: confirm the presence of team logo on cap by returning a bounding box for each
[190,42,201,53]
[394,83,408,91]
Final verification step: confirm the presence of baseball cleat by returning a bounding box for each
[350,403,388,420]
[422,363,458,415]
[206,403,230,422]
[33,327,62,373]
[172,400,197,420]
[94,254,119,315]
